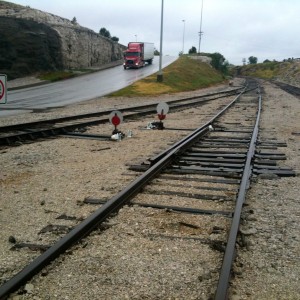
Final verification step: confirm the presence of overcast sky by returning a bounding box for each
[6,0,300,65]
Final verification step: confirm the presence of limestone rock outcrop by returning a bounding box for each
[0,1,124,79]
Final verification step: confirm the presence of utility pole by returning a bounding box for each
[198,0,204,54]
[157,0,164,82]
[182,19,185,54]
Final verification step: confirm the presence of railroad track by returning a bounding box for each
[0,80,295,299]
[0,88,242,147]
[272,80,300,97]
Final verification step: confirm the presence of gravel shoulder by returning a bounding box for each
[0,78,299,299]
[229,81,300,299]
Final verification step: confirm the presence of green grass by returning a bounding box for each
[38,68,101,82]
[109,56,225,97]
[238,61,300,80]
[241,62,281,79]
[38,71,77,82]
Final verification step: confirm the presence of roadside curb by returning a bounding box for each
[7,60,123,91]
[8,81,50,91]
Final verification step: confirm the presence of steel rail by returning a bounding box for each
[150,87,247,165]
[0,109,218,299]
[0,84,251,299]
[272,80,300,97]
[0,89,242,146]
[214,89,261,300]
[0,88,242,132]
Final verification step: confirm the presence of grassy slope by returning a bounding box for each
[109,56,225,97]
[238,61,300,80]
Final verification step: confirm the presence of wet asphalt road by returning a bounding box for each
[1,56,177,117]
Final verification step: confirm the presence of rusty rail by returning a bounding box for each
[214,90,262,300]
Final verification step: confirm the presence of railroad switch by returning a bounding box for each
[148,102,168,130]
[111,129,125,141]
[147,121,164,130]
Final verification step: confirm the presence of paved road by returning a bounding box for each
[0,56,177,117]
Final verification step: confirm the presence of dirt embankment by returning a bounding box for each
[236,60,300,87]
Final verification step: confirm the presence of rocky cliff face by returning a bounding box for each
[0,1,124,79]
[0,16,64,79]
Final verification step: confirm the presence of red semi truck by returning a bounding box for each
[123,42,154,69]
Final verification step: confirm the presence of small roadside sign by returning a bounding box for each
[0,74,7,104]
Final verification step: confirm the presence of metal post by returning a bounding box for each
[198,0,204,54]
[182,19,185,54]
[157,0,164,82]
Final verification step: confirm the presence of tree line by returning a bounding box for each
[186,46,229,75]
[70,18,119,43]
[99,27,119,42]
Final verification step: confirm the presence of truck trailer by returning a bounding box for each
[123,42,154,69]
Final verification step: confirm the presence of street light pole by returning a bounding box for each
[198,0,204,54]
[157,0,164,82]
[182,19,185,54]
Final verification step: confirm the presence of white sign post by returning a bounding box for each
[0,74,7,104]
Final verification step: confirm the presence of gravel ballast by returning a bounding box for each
[0,78,299,299]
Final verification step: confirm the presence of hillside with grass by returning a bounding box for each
[109,56,226,97]
[236,59,300,87]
